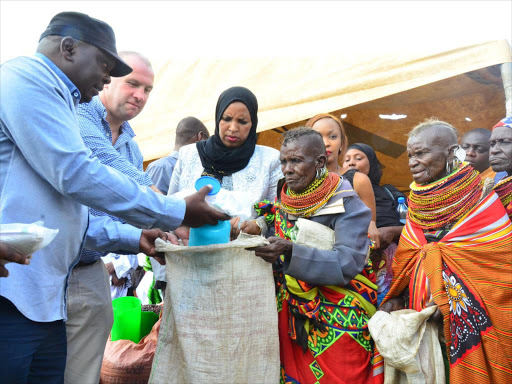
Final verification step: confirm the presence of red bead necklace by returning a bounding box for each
[280,172,341,217]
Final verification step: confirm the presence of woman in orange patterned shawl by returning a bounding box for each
[381,119,512,384]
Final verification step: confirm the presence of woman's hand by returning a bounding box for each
[380,297,405,313]
[168,226,190,246]
[240,220,261,235]
[230,217,241,240]
[426,300,443,324]
[378,226,403,250]
[368,220,381,250]
[247,237,292,263]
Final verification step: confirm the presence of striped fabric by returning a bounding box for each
[383,192,512,383]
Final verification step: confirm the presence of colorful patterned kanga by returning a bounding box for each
[256,178,383,384]
[383,191,512,384]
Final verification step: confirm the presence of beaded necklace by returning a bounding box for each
[493,175,512,208]
[280,172,341,218]
[408,163,482,229]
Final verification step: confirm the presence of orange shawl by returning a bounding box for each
[383,192,512,383]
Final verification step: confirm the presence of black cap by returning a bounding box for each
[39,12,132,77]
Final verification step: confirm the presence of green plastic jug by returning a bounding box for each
[111,296,141,343]
[140,311,159,340]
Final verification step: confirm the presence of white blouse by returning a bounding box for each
[168,144,283,218]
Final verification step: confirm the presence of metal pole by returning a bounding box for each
[501,62,512,117]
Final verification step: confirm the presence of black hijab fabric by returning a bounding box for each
[347,143,404,228]
[347,143,382,185]
[196,86,258,181]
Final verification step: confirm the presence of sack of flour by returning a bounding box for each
[149,234,280,384]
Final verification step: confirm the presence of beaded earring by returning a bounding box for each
[445,160,453,175]
[316,166,327,179]
[446,157,461,175]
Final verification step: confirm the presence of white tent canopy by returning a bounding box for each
[133,40,512,162]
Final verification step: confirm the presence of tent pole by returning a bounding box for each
[501,62,512,117]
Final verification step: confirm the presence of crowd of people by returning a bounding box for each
[0,11,511,384]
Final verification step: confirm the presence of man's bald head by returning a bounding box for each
[460,128,491,173]
[175,117,209,148]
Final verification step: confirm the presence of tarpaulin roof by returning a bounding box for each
[135,40,511,190]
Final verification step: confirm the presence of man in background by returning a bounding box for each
[460,128,495,179]
[146,116,210,194]
[145,117,209,296]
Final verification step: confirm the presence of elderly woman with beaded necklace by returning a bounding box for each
[379,119,512,384]
[245,128,381,384]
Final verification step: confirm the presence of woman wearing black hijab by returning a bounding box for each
[343,143,405,305]
[168,86,282,234]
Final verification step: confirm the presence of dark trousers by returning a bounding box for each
[0,296,67,384]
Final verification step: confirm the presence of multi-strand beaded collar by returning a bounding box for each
[280,171,341,218]
[493,175,512,214]
[408,163,482,229]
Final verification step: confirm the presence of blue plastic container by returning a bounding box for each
[189,220,231,246]
[194,176,221,195]
[189,176,231,246]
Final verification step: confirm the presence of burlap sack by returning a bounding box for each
[100,318,161,384]
[149,234,280,384]
[368,306,446,384]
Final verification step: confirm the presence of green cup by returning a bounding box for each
[140,311,159,341]
[111,296,142,343]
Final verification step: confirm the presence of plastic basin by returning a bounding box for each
[189,220,230,246]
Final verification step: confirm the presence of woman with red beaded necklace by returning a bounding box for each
[379,119,512,384]
[305,114,381,249]
[246,128,382,384]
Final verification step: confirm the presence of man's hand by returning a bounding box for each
[105,261,115,275]
[182,186,231,228]
[0,242,30,277]
[140,229,168,265]
[247,237,292,264]
[104,261,126,286]
[111,274,127,287]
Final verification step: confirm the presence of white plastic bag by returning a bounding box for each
[173,188,254,221]
[0,221,59,261]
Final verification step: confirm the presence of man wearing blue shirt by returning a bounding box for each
[66,51,159,383]
[0,12,228,383]
[147,116,210,194]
